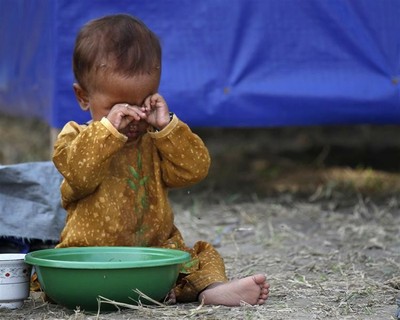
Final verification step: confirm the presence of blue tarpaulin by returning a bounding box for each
[1,0,399,128]
[0,161,65,241]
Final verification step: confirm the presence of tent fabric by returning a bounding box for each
[0,161,66,241]
[0,0,400,128]
[0,0,54,122]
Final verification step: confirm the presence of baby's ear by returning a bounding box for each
[73,83,90,111]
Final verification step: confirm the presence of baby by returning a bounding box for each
[53,13,269,306]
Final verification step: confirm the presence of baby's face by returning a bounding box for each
[88,71,160,138]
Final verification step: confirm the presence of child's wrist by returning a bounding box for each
[154,112,174,132]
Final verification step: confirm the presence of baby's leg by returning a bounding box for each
[198,274,269,306]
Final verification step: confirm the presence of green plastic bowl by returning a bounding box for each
[25,247,190,311]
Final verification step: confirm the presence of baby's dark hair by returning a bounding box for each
[73,14,161,91]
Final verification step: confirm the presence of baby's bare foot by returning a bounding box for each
[198,274,269,306]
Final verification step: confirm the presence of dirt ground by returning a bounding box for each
[1,113,400,319]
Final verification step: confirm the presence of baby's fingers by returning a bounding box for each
[143,93,167,111]
[142,96,154,111]
[124,104,147,120]
[107,103,146,130]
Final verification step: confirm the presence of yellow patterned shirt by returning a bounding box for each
[53,115,210,248]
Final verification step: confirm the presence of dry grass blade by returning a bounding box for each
[96,295,141,317]
[131,289,165,306]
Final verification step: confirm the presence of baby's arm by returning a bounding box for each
[53,120,126,202]
[150,117,211,188]
[143,93,211,186]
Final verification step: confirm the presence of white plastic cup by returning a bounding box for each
[0,254,32,309]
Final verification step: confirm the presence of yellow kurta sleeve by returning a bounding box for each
[53,118,127,205]
[148,114,211,188]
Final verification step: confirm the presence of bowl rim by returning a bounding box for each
[0,253,26,261]
[24,246,191,269]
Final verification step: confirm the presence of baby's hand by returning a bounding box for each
[143,93,171,130]
[106,103,147,130]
